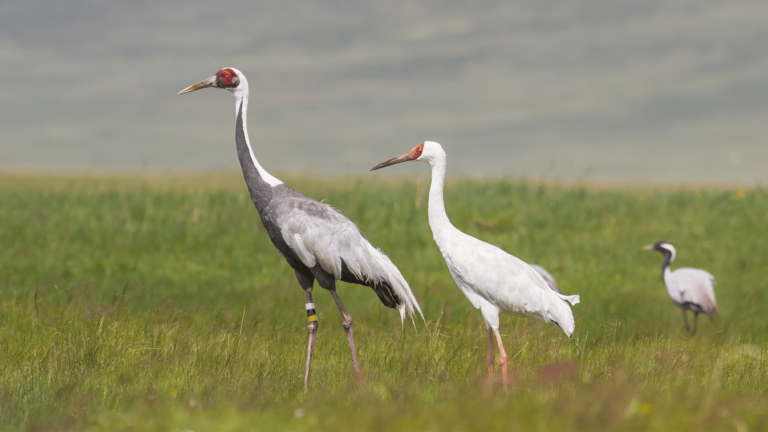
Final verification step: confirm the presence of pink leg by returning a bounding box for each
[493,329,508,393]
[330,289,363,386]
[487,328,495,381]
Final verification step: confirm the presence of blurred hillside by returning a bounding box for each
[1,0,767,183]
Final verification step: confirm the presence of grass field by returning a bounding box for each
[1,172,767,431]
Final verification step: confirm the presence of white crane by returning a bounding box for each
[642,241,717,334]
[370,141,579,392]
[178,68,422,390]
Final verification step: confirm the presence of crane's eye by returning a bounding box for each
[217,68,238,87]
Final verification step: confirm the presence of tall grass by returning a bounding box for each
[1,172,767,430]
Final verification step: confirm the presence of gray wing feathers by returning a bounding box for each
[291,232,316,268]
[277,199,423,323]
[529,264,561,294]
[521,263,579,306]
[363,241,424,324]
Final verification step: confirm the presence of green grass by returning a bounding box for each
[1,172,767,431]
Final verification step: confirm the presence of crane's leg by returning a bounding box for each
[493,329,508,394]
[708,309,718,324]
[487,328,495,382]
[304,289,318,390]
[692,312,699,335]
[681,308,690,333]
[296,272,317,391]
[330,288,363,386]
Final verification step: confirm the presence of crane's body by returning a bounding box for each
[370,141,579,391]
[644,241,717,333]
[431,221,578,334]
[178,68,421,390]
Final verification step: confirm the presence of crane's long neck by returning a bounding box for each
[427,154,457,247]
[661,252,672,283]
[234,90,283,212]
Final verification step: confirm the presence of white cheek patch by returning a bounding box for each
[659,243,677,262]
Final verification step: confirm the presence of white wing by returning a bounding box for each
[275,197,423,322]
[442,233,579,336]
[666,267,717,313]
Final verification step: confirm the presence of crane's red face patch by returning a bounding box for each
[411,143,425,159]
[216,68,239,88]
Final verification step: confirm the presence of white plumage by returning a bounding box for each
[664,268,717,314]
[371,141,580,392]
[436,227,579,335]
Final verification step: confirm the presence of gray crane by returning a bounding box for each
[178,68,423,390]
[643,241,718,334]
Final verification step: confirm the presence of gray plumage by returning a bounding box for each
[178,68,422,389]
[231,97,421,321]
[266,184,420,315]
[529,264,561,294]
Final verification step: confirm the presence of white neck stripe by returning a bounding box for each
[659,243,677,262]
[235,92,283,187]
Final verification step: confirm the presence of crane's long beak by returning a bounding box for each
[177,76,217,95]
[369,150,417,171]
[641,244,654,250]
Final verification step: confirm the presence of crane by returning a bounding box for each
[178,68,423,390]
[642,241,717,334]
[370,141,579,392]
